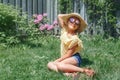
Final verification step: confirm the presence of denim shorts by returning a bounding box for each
[72,53,82,67]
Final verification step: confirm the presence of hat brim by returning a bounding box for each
[59,13,87,33]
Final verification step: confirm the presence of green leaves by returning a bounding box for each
[0,3,28,45]
[58,0,73,13]
[84,0,119,38]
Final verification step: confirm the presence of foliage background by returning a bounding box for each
[58,0,120,38]
[84,0,120,38]
[0,3,29,45]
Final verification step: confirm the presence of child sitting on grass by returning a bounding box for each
[47,13,95,79]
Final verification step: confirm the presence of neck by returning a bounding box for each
[67,30,76,35]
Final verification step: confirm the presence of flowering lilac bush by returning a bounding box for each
[33,13,58,35]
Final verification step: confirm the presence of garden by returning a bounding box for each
[0,0,120,80]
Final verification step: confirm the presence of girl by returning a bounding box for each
[47,13,95,78]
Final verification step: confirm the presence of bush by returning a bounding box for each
[33,13,58,35]
[0,3,28,45]
[0,3,58,47]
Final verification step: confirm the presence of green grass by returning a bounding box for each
[0,36,120,80]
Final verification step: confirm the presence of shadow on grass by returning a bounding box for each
[81,58,94,66]
[11,41,43,48]
[23,42,43,48]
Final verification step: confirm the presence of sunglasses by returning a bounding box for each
[69,17,80,25]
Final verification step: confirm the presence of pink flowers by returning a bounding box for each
[43,13,47,17]
[39,25,47,31]
[39,24,55,31]
[37,15,43,21]
[47,25,54,30]
[33,13,58,31]
[53,20,58,26]
[34,14,43,24]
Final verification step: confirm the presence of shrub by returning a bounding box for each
[33,13,58,33]
[0,3,58,46]
[27,13,58,41]
[0,3,28,45]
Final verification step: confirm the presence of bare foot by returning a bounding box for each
[72,73,80,80]
[64,72,80,80]
[63,72,73,77]
[84,68,95,77]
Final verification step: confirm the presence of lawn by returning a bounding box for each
[0,36,120,80]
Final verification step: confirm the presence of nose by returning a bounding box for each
[72,22,76,25]
[72,23,76,27]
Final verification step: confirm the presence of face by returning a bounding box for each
[68,17,80,31]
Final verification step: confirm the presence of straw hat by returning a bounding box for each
[58,13,88,33]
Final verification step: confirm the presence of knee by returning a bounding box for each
[56,63,65,71]
[47,61,58,72]
[47,62,54,68]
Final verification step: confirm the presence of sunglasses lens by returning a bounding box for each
[69,18,75,23]
[76,20,80,25]
[69,17,80,25]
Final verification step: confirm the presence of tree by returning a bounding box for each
[84,0,120,38]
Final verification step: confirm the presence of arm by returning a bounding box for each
[55,44,78,62]
[58,14,67,28]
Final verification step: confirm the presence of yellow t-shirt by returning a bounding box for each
[60,30,83,57]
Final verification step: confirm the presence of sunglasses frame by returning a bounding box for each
[69,17,80,25]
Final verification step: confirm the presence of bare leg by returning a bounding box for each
[47,60,80,78]
[47,57,95,77]
[47,57,79,73]
[47,61,58,72]
[56,57,95,77]
[56,62,84,72]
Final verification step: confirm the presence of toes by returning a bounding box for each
[85,69,95,77]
